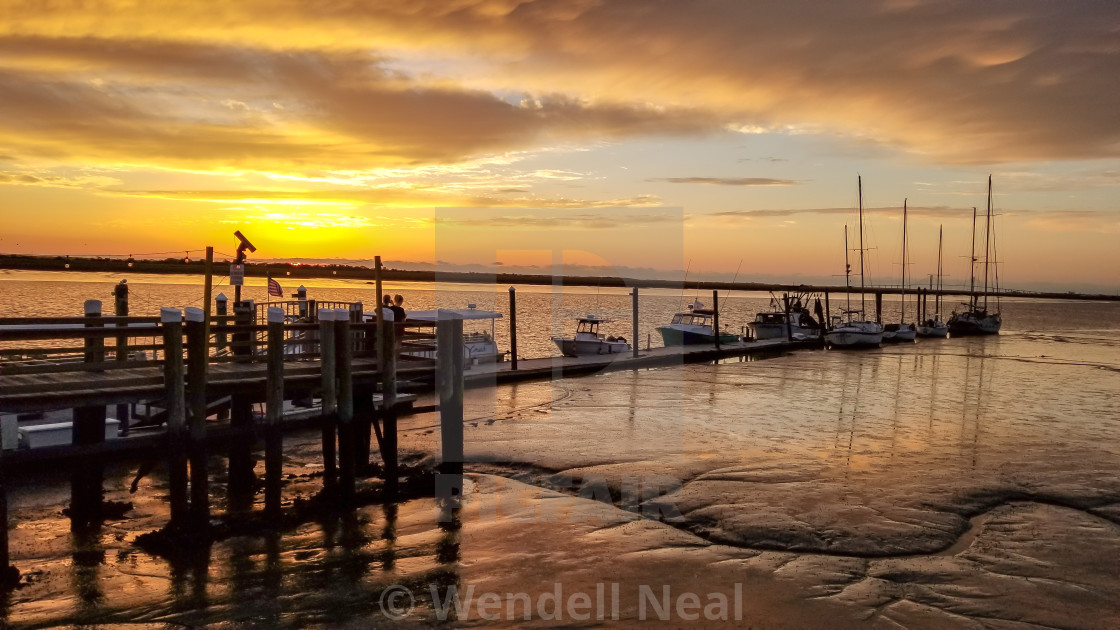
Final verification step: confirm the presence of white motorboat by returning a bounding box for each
[948,176,1002,337]
[552,316,631,357]
[827,176,884,349]
[385,305,506,364]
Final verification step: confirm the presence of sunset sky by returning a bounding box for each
[1,1,1118,291]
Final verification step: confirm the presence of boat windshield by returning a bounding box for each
[671,313,710,326]
[576,320,599,334]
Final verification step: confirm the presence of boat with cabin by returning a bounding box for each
[386,305,506,364]
[552,316,631,357]
[658,304,739,346]
[749,292,823,341]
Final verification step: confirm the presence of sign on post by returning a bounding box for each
[229,264,245,286]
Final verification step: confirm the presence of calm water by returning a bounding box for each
[2,269,1117,359]
[3,270,1119,627]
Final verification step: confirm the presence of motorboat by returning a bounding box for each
[388,305,506,364]
[657,305,739,346]
[552,316,631,357]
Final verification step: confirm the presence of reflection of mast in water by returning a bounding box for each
[958,340,992,469]
[927,351,941,434]
[833,358,865,472]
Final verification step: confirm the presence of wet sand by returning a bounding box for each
[5,332,1120,627]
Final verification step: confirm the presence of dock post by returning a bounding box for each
[713,290,721,349]
[214,293,228,355]
[632,287,639,358]
[232,300,254,362]
[184,307,210,528]
[875,292,883,325]
[264,307,285,519]
[161,308,189,529]
[227,299,254,510]
[334,309,355,505]
[824,291,831,330]
[437,316,465,507]
[297,285,308,320]
[508,286,518,370]
[318,309,337,492]
[0,445,15,587]
[113,280,130,435]
[70,300,105,530]
[379,312,398,493]
[785,293,794,342]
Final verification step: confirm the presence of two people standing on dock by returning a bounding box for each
[382,294,406,322]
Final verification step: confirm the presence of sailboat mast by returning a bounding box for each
[936,224,943,314]
[844,224,851,313]
[969,206,977,308]
[901,199,907,323]
[858,176,866,314]
[982,175,992,311]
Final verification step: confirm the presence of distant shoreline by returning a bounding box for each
[2,254,1117,302]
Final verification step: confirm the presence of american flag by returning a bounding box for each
[267,276,283,297]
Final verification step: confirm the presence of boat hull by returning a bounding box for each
[947,313,1001,336]
[552,337,630,357]
[882,324,917,342]
[916,322,949,338]
[826,330,883,348]
[749,323,821,341]
[657,326,739,346]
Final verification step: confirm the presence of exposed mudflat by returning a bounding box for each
[5,332,1120,627]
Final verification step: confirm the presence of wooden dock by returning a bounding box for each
[0,285,817,589]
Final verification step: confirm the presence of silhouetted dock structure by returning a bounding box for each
[0,285,816,587]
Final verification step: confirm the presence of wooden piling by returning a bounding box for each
[317,308,337,491]
[113,280,130,435]
[875,291,883,325]
[184,307,210,527]
[824,291,831,329]
[784,293,793,342]
[713,290,721,349]
[334,309,355,504]
[508,286,518,370]
[70,300,105,530]
[161,307,189,529]
[379,313,398,492]
[227,301,254,510]
[264,307,285,519]
[0,444,12,586]
[631,287,639,358]
[437,317,465,479]
[214,293,228,356]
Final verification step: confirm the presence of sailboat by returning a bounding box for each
[917,225,949,337]
[883,198,917,342]
[948,176,1002,336]
[827,177,884,348]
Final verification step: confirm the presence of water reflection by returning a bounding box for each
[70,527,104,616]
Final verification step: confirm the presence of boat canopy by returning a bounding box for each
[577,315,613,323]
[406,308,503,322]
